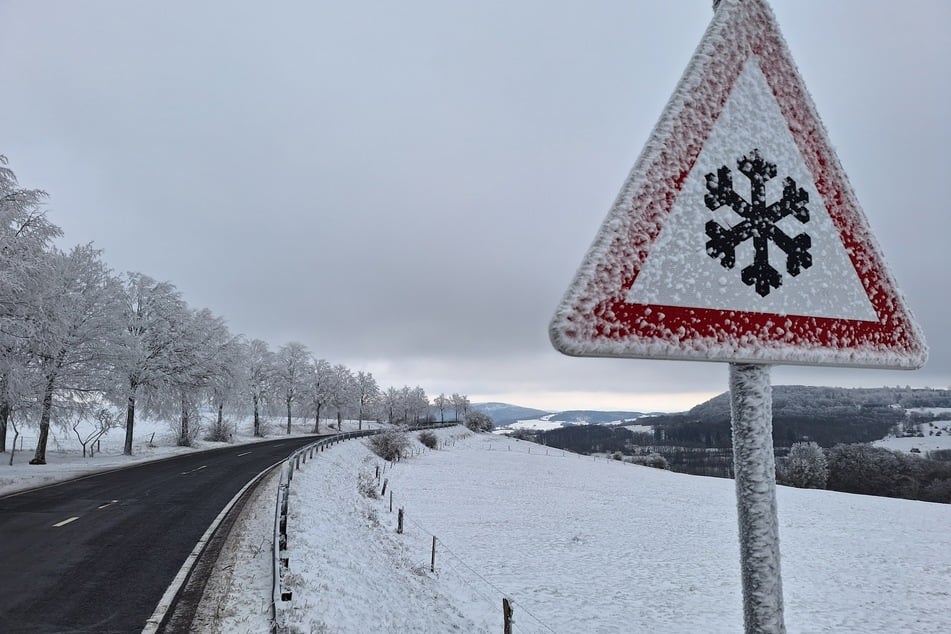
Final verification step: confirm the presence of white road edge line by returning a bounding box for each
[53,516,79,527]
[141,457,287,634]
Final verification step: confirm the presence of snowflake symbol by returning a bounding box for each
[704,149,812,297]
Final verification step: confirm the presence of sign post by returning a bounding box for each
[729,362,783,631]
[550,1,926,632]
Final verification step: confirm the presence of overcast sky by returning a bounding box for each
[1,1,948,413]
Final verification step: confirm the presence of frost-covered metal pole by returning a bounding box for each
[729,363,785,633]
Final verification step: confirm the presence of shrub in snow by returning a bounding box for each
[369,429,410,461]
[778,441,828,489]
[205,415,232,442]
[418,431,438,449]
[626,453,669,470]
[464,411,494,433]
[357,469,378,499]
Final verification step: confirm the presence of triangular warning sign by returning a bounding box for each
[549,0,927,369]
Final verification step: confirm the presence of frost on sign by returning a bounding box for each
[705,148,811,297]
[549,0,927,369]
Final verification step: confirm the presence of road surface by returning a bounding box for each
[0,436,320,633]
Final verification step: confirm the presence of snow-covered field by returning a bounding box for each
[222,428,951,633]
[874,407,951,455]
[5,420,951,632]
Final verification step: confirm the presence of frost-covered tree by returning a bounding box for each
[243,339,274,437]
[328,364,354,429]
[826,443,922,498]
[779,441,828,489]
[205,335,245,442]
[451,393,470,422]
[163,308,235,446]
[0,156,60,452]
[394,385,429,424]
[383,386,400,424]
[274,342,310,434]
[433,393,450,423]
[354,370,379,430]
[28,245,124,464]
[308,358,333,433]
[410,386,429,424]
[112,272,188,455]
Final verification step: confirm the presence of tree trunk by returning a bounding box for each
[358,406,363,431]
[312,402,321,434]
[253,394,261,437]
[286,398,292,434]
[0,393,9,453]
[31,372,57,465]
[179,396,190,446]
[124,386,137,456]
[337,411,342,430]
[123,377,139,455]
[0,372,9,452]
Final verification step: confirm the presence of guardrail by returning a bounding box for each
[270,423,458,633]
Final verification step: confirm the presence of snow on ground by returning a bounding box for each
[873,409,951,455]
[266,429,951,633]
[5,420,951,632]
[192,467,281,633]
[0,416,379,497]
[505,419,566,432]
[623,423,654,434]
[874,432,951,455]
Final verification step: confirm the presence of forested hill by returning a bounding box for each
[538,386,951,451]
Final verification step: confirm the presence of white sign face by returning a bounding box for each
[549,0,926,369]
[626,58,877,322]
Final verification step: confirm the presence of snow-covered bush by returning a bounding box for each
[778,441,828,489]
[418,430,437,449]
[464,411,494,433]
[626,453,669,470]
[357,469,378,499]
[369,428,410,461]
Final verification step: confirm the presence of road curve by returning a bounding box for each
[0,435,321,633]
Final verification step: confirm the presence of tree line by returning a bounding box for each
[0,155,473,464]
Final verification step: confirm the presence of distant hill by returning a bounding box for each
[470,402,552,427]
[528,386,951,474]
[469,403,650,428]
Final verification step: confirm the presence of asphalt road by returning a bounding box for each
[0,435,321,633]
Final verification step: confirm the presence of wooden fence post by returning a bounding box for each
[397,508,404,534]
[381,478,388,497]
[503,598,513,634]
[431,536,437,573]
[389,490,393,513]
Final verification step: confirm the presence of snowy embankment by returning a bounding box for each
[220,428,951,633]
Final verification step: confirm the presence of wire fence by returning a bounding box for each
[270,421,458,633]
[394,507,558,634]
